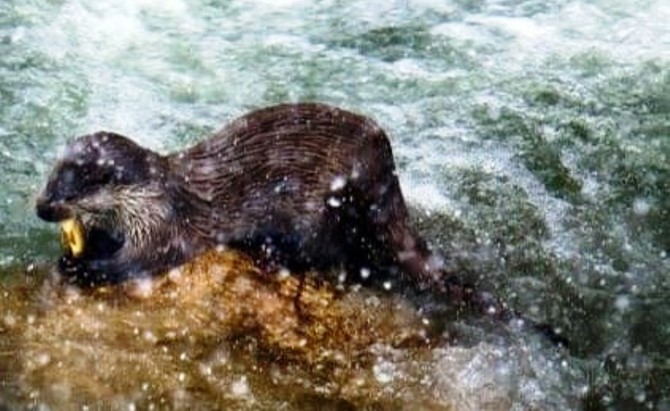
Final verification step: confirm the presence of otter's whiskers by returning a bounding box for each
[112,184,173,251]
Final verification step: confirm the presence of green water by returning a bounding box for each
[1,0,669,409]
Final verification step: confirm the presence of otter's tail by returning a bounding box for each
[435,268,569,347]
[399,249,568,347]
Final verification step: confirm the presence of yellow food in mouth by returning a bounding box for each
[60,218,85,257]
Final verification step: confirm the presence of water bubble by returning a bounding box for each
[199,364,213,377]
[168,268,183,282]
[3,314,17,328]
[632,198,651,216]
[143,330,158,344]
[373,360,395,384]
[278,267,291,279]
[327,197,342,207]
[128,278,155,298]
[330,176,346,191]
[359,267,371,279]
[635,390,646,403]
[231,376,250,396]
[337,271,347,284]
[614,295,630,311]
[36,352,51,367]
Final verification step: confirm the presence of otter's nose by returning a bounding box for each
[36,196,71,222]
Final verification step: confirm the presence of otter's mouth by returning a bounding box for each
[58,216,124,260]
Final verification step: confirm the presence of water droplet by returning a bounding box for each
[330,176,346,191]
[128,278,155,299]
[373,360,395,384]
[36,352,51,366]
[278,267,290,279]
[3,314,16,327]
[143,330,158,344]
[635,390,646,403]
[231,376,250,396]
[337,271,347,283]
[327,197,342,207]
[632,198,651,216]
[615,295,631,311]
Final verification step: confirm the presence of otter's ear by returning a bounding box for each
[76,132,164,186]
[86,132,165,186]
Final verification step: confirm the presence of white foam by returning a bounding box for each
[464,1,670,66]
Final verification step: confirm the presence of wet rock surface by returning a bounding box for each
[0,250,571,410]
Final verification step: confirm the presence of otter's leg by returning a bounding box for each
[359,173,503,309]
[363,184,512,320]
[350,131,443,290]
[352,131,510,314]
[363,176,445,292]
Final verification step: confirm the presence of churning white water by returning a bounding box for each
[1,0,668,409]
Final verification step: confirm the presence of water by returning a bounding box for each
[1,0,669,409]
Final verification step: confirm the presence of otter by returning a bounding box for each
[37,103,537,330]
[35,104,444,286]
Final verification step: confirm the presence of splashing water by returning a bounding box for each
[1,0,669,409]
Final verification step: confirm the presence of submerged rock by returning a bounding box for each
[0,250,572,410]
[0,250,437,409]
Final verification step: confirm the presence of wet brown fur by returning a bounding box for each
[37,103,441,291]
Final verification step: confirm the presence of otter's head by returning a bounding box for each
[36,132,171,282]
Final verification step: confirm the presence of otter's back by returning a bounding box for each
[167,103,399,263]
[176,104,393,203]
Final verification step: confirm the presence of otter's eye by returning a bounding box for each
[52,162,115,201]
[86,166,115,187]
